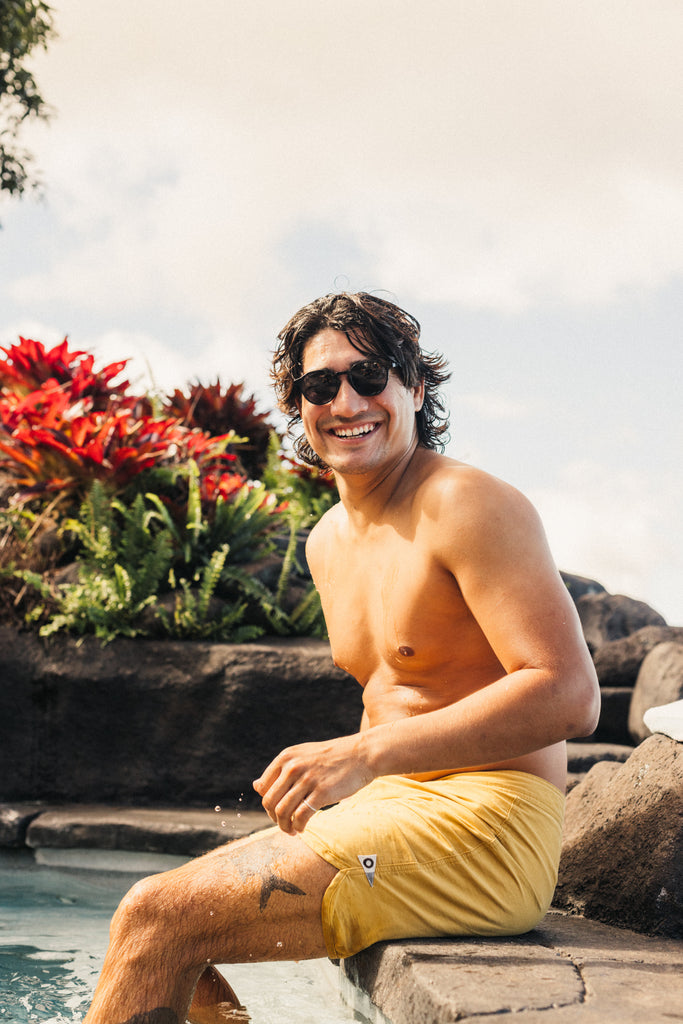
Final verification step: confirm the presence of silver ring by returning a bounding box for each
[302,798,317,813]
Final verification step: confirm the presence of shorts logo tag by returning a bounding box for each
[358,854,377,887]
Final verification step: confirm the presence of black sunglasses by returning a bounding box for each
[294,358,397,406]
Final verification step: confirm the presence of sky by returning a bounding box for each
[1,0,681,624]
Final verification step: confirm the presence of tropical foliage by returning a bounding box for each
[0,334,337,643]
[164,379,273,480]
[0,0,55,208]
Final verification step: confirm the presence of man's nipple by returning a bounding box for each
[398,645,415,658]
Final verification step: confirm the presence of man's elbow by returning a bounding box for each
[567,665,601,739]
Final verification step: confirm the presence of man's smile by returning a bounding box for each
[329,422,379,439]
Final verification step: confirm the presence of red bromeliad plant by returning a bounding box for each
[0,336,130,408]
[0,336,330,641]
[0,337,249,508]
[0,405,238,501]
[164,380,275,480]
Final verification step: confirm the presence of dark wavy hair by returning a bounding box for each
[272,292,451,469]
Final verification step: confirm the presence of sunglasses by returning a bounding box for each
[294,358,397,405]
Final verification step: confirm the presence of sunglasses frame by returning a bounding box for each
[294,358,398,406]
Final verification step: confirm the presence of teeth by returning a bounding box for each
[333,424,375,438]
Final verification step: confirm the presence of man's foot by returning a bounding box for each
[187,966,249,1023]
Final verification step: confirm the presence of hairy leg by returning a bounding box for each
[82,828,337,1024]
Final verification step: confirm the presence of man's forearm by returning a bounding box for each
[360,666,599,778]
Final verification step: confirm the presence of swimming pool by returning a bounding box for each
[0,851,374,1024]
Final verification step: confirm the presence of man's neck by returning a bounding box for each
[332,441,428,529]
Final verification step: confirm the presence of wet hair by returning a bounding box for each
[272,292,451,469]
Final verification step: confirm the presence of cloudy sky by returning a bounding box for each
[1,1,681,623]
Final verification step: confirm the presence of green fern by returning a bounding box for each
[13,470,328,644]
[18,482,176,643]
[275,513,301,610]
[289,583,327,638]
[155,545,264,641]
[220,565,293,636]
[208,482,279,563]
[38,566,159,644]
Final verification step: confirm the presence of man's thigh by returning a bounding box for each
[136,826,337,965]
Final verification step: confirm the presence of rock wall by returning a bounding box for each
[0,629,362,808]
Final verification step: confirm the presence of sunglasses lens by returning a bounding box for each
[348,360,389,396]
[297,360,393,405]
[300,371,338,405]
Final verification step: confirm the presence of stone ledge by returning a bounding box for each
[342,912,683,1024]
[1,804,271,858]
[566,741,634,774]
[0,802,45,847]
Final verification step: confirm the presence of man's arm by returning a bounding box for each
[255,468,599,833]
[375,467,601,771]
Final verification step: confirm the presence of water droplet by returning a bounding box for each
[237,813,241,818]
[209,911,214,917]
[214,805,221,813]
[276,941,283,948]
[221,820,227,827]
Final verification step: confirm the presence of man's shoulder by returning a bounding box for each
[416,454,531,517]
[309,499,344,536]
[413,456,546,564]
[306,501,343,567]
[415,455,550,581]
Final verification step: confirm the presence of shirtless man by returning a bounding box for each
[83,292,599,1024]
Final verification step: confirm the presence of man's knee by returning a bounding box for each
[111,871,185,951]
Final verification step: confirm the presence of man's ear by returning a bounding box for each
[413,378,425,412]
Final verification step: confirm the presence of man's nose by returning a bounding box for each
[329,375,368,415]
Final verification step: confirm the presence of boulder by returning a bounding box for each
[0,629,362,807]
[629,642,683,744]
[592,625,683,688]
[555,734,683,938]
[576,686,632,746]
[560,571,606,603]
[576,592,667,653]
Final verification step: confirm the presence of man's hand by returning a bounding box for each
[253,733,374,835]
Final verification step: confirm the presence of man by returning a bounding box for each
[83,292,600,1024]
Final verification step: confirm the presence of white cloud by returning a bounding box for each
[459,392,531,422]
[11,0,683,329]
[1,321,66,349]
[0,322,273,407]
[529,460,683,624]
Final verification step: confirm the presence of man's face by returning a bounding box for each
[298,328,424,478]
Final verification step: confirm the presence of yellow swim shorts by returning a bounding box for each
[299,770,564,959]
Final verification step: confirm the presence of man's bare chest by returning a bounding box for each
[314,535,482,685]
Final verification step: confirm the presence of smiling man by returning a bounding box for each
[83,292,600,1024]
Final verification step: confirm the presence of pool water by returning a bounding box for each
[0,852,371,1024]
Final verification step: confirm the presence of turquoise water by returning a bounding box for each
[0,852,370,1024]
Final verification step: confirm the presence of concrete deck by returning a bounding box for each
[1,802,681,1023]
